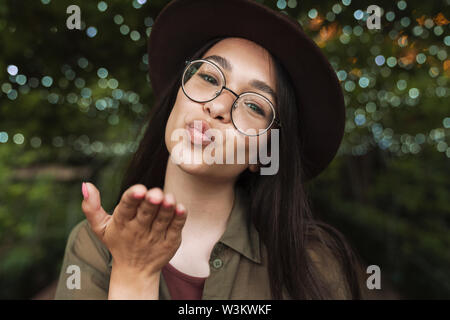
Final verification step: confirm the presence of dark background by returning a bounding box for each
[0,0,448,299]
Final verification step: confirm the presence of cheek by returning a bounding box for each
[244,134,268,162]
[165,110,175,151]
[242,134,270,165]
[165,90,208,155]
[219,133,263,164]
[165,93,185,153]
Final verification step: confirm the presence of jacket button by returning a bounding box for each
[212,258,223,269]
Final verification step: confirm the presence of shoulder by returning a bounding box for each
[305,226,354,299]
[66,219,111,271]
[307,244,351,299]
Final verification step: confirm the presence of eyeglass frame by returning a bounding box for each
[181,58,282,136]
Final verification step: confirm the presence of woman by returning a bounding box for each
[55,0,365,300]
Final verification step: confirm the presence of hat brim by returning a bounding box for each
[148,0,345,181]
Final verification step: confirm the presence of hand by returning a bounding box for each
[81,182,188,278]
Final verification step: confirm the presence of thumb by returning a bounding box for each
[81,182,110,237]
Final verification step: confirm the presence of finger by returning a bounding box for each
[114,184,147,222]
[81,182,110,238]
[165,203,188,242]
[151,193,176,237]
[135,188,164,226]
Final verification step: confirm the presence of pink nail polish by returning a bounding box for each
[176,204,185,215]
[82,182,89,200]
[162,194,174,208]
[147,193,161,205]
[133,190,146,199]
[162,201,173,209]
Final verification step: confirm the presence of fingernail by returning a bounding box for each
[176,203,185,216]
[82,182,89,200]
[162,194,174,208]
[133,190,146,199]
[147,190,162,205]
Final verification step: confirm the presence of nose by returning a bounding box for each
[203,88,237,123]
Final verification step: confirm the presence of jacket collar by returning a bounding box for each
[218,186,261,264]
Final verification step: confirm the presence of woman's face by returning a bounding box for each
[165,37,277,182]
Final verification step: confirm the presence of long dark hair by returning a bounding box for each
[118,37,366,299]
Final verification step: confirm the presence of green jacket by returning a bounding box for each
[54,187,350,300]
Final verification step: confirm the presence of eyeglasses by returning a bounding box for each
[181,59,281,136]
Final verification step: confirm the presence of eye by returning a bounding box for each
[199,73,219,85]
[245,102,265,116]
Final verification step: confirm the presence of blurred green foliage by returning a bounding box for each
[0,0,449,299]
[309,147,450,298]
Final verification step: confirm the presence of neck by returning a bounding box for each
[163,159,236,233]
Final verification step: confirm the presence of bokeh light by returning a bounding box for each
[7,65,18,76]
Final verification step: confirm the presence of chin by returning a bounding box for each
[180,160,248,183]
[177,161,212,175]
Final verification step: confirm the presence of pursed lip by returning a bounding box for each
[186,119,214,145]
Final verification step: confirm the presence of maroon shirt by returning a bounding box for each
[161,263,208,300]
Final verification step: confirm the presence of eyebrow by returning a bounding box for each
[204,55,278,104]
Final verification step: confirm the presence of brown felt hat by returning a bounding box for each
[147,0,345,181]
